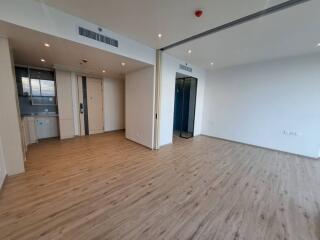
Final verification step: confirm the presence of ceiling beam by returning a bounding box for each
[160,0,310,51]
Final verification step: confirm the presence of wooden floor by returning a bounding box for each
[0,132,319,240]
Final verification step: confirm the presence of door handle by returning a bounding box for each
[80,103,84,114]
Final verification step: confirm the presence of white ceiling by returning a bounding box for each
[42,0,288,49]
[0,21,150,78]
[42,0,320,70]
[167,0,320,69]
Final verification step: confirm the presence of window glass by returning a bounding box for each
[21,77,30,96]
[40,80,55,96]
[31,79,41,96]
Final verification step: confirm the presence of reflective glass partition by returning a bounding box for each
[173,77,197,139]
[15,67,57,116]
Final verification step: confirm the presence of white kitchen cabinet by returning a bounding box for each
[21,117,38,153]
[35,117,58,139]
[22,117,37,146]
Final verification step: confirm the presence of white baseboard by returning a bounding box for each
[201,134,318,159]
[0,173,6,190]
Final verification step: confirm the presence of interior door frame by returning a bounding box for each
[77,75,86,136]
[174,76,198,139]
[77,75,104,136]
[153,50,162,150]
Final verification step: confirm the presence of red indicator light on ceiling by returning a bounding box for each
[195,10,203,18]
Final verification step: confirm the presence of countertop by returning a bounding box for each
[21,113,59,118]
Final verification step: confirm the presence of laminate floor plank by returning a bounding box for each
[0,132,319,240]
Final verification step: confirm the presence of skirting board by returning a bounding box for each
[0,174,7,190]
[104,129,125,133]
[201,134,318,159]
[125,137,154,150]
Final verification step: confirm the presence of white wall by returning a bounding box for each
[125,66,155,149]
[0,37,25,175]
[159,53,206,146]
[103,78,125,131]
[0,0,155,65]
[202,53,320,158]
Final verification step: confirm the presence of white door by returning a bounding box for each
[87,78,104,134]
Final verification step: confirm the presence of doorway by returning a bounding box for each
[77,76,104,136]
[173,74,197,139]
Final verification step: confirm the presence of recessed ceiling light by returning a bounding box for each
[44,43,50,47]
[210,62,214,66]
[317,43,320,47]
[158,33,162,38]
[121,62,126,66]
[102,70,106,73]
[40,58,46,62]
[187,49,192,54]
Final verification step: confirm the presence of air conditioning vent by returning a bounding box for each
[179,64,192,73]
[79,27,118,48]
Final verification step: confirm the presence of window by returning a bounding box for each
[15,67,56,106]
[40,80,55,96]
[30,79,55,97]
[31,79,41,96]
[21,77,31,96]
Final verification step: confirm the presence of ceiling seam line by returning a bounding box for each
[159,0,310,51]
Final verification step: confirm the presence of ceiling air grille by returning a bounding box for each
[79,27,119,48]
[179,64,192,73]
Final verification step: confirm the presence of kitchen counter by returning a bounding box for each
[21,114,59,144]
[21,113,59,118]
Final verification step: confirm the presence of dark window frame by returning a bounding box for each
[15,66,57,106]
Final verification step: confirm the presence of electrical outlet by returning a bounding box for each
[283,130,299,137]
[282,130,289,135]
[289,131,299,136]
